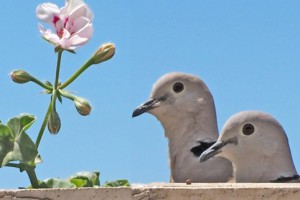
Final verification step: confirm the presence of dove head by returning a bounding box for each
[200,111,298,182]
[132,72,218,139]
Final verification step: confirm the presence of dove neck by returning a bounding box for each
[164,106,222,182]
[163,106,219,141]
[232,145,298,182]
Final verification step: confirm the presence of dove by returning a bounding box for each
[132,72,233,182]
[200,111,299,183]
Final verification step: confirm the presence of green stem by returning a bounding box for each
[6,163,39,188]
[25,168,39,188]
[59,89,77,101]
[59,58,94,89]
[35,101,52,148]
[5,163,21,169]
[30,76,53,91]
[54,51,63,89]
[35,51,63,148]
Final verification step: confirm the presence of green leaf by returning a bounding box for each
[57,93,63,103]
[0,114,38,167]
[7,114,36,136]
[69,171,100,187]
[43,178,76,188]
[0,124,14,141]
[34,154,43,164]
[66,49,76,54]
[45,81,53,87]
[0,124,14,165]
[70,178,89,187]
[20,114,36,133]
[31,171,101,188]
[102,179,130,187]
[42,81,53,94]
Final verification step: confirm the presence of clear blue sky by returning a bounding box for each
[0,1,300,188]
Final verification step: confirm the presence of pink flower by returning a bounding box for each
[36,0,94,50]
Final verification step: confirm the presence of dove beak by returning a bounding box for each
[199,140,225,162]
[132,98,160,117]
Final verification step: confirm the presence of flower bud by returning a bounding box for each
[47,109,61,134]
[11,70,32,84]
[91,43,115,64]
[74,97,92,116]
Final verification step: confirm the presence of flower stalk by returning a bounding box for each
[59,58,94,90]
[25,168,39,189]
[35,101,52,148]
[11,70,52,91]
[59,43,115,90]
[59,89,92,116]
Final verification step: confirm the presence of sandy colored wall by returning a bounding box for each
[1,183,300,200]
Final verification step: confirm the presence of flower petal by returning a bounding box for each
[61,23,93,50]
[38,24,60,45]
[65,16,90,34]
[68,3,93,21]
[62,28,71,39]
[36,3,60,24]
[62,0,93,19]
[36,0,93,50]
[61,36,86,50]
[75,21,93,40]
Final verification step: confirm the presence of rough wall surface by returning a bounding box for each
[1,183,300,200]
[0,187,131,200]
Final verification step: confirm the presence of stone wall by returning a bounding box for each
[1,183,300,200]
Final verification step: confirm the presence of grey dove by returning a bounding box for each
[200,111,299,183]
[132,72,233,183]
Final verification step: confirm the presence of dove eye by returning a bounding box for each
[173,82,184,93]
[242,123,255,135]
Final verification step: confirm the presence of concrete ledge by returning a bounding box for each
[1,183,300,200]
[0,187,130,200]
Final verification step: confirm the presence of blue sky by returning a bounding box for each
[1,1,300,188]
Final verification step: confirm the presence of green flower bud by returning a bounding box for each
[47,109,61,134]
[91,43,115,64]
[11,70,32,84]
[74,97,92,116]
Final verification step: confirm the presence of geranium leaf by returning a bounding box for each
[0,114,38,167]
[70,178,89,187]
[69,171,100,187]
[43,178,76,188]
[102,179,130,187]
[7,114,36,136]
[0,124,14,166]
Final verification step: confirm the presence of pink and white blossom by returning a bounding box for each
[36,0,94,50]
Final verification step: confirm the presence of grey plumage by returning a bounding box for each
[133,72,233,183]
[200,111,299,183]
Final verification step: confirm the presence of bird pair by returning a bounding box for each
[132,72,299,183]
